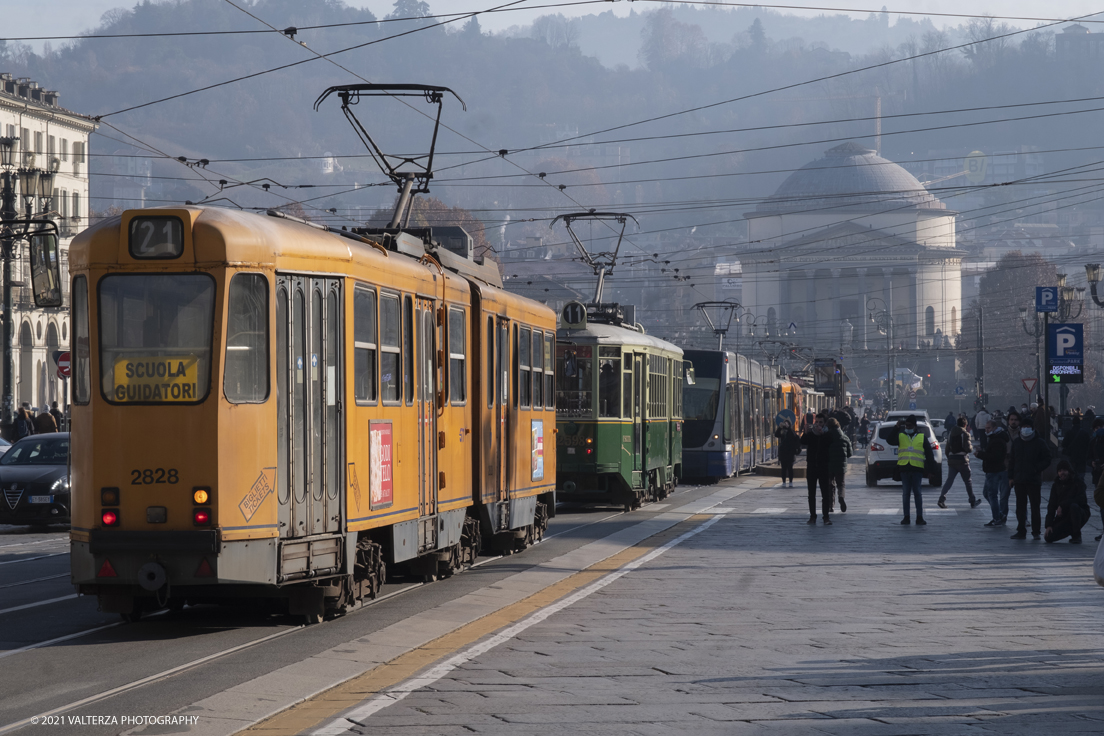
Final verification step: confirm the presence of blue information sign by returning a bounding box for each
[1036,286,1059,313]
[1048,323,1083,365]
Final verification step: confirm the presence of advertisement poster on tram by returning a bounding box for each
[532,420,544,481]
[370,421,393,508]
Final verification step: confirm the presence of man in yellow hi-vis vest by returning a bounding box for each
[886,415,936,525]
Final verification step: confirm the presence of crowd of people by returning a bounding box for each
[774,402,1101,545]
[12,401,65,439]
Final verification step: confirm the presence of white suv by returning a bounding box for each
[865,420,944,487]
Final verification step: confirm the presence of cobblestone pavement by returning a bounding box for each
[336,460,1104,735]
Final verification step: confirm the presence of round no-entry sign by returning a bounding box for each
[56,351,71,379]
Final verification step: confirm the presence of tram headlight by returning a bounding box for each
[193,488,210,504]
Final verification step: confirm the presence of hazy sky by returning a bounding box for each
[8,1,1104,52]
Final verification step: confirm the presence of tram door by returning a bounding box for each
[417,299,438,518]
[276,275,343,539]
[496,319,510,500]
[632,355,643,472]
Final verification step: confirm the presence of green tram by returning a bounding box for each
[555,302,688,510]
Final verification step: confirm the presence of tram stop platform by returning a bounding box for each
[212,459,1104,736]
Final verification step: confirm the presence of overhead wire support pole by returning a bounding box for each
[550,212,638,303]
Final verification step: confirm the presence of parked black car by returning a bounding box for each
[0,433,70,526]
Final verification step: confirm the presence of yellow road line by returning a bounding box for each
[242,514,714,736]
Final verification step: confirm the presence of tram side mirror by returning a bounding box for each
[564,350,577,378]
[684,363,696,386]
[29,231,63,308]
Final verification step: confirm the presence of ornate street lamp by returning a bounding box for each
[0,137,16,169]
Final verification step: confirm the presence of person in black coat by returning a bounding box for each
[801,414,833,525]
[1045,459,1092,544]
[1008,422,1053,540]
[1061,417,1091,478]
[774,420,801,488]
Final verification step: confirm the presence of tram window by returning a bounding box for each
[544,334,555,409]
[512,324,519,408]
[556,346,592,418]
[403,296,414,405]
[531,330,543,408]
[354,286,378,403]
[98,274,215,404]
[73,275,90,404]
[598,356,620,418]
[379,294,400,403]
[518,326,531,408]
[224,273,269,403]
[487,316,494,407]
[449,308,465,404]
[622,356,633,418]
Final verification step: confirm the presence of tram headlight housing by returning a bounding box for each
[193,488,210,504]
[101,487,120,506]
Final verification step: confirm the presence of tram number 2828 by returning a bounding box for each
[130,469,180,485]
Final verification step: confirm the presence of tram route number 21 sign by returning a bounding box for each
[369,421,393,509]
[112,355,199,402]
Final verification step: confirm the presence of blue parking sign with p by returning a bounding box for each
[1048,323,1083,365]
[1036,286,1058,313]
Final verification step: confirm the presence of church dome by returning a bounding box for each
[753,142,946,216]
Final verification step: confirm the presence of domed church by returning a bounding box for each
[740,142,963,357]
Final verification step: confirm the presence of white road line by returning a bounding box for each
[707,507,736,514]
[0,594,77,615]
[0,626,301,736]
[0,573,67,589]
[868,509,900,515]
[312,514,725,736]
[752,508,787,514]
[0,539,66,550]
[0,552,67,566]
[0,622,121,661]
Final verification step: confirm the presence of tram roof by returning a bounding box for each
[557,322,683,355]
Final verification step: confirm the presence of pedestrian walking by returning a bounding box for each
[944,411,955,434]
[974,406,991,440]
[1044,460,1092,544]
[48,401,63,431]
[976,419,1010,526]
[885,415,935,526]
[14,407,34,439]
[801,414,833,525]
[1008,421,1052,540]
[826,417,853,513]
[1089,418,1104,486]
[938,416,981,509]
[1061,416,1090,479]
[774,420,801,488]
[858,415,870,448]
[33,408,57,434]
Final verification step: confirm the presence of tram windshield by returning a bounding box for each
[99,274,216,404]
[556,346,593,418]
[683,358,722,423]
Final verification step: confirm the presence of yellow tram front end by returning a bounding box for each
[68,208,284,616]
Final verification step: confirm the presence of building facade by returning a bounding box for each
[1,73,96,411]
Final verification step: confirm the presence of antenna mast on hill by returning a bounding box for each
[314,84,466,229]
[550,212,638,303]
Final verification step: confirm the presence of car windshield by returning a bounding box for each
[0,436,69,465]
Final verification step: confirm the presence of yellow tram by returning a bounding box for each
[69,207,556,621]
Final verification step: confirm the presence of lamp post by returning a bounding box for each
[0,138,55,432]
[867,298,894,411]
[1019,305,1043,405]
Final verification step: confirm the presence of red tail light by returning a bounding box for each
[101,510,119,527]
[97,559,117,578]
[871,442,885,452]
[932,443,940,450]
[193,509,211,526]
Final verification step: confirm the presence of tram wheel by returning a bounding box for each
[302,611,323,626]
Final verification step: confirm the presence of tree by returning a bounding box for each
[530,14,579,50]
[462,15,482,38]
[640,9,707,69]
[387,1,430,20]
[747,18,766,50]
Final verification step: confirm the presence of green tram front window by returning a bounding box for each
[99,274,216,404]
[556,345,593,418]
